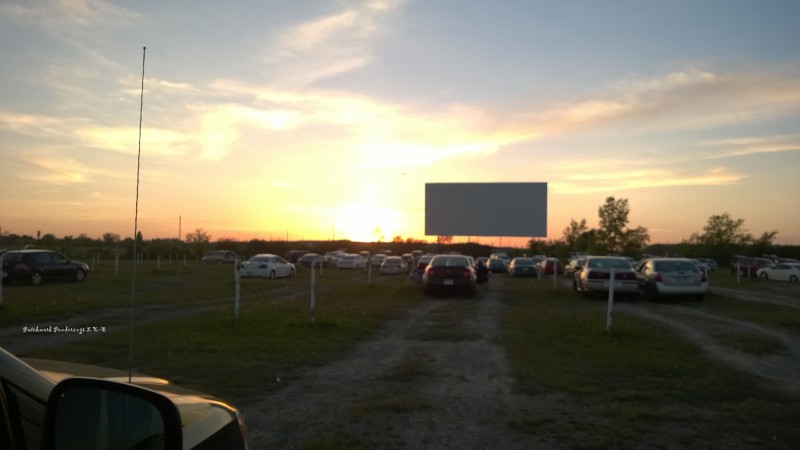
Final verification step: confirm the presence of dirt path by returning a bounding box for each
[241,286,554,449]
[618,301,800,393]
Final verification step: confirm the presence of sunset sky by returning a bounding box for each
[1,0,799,246]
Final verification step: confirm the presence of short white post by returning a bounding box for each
[309,264,316,325]
[606,266,616,333]
[234,258,241,319]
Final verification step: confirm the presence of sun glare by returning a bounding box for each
[335,203,402,242]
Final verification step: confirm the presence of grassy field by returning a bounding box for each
[2,262,798,447]
[497,278,799,448]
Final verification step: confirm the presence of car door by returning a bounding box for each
[275,257,290,277]
[51,253,75,280]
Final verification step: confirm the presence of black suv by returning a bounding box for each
[1,249,89,286]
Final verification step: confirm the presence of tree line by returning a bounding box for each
[530,196,797,265]
[1,197,796,265]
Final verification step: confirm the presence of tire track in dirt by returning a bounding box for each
[241,286,551,449]
[618,302,800,392]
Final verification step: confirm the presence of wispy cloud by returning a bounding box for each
[265,1,404,87]
[1,0,139,27]
[527,68,800,135]
[702,134,800,159]
[550,161,747,194]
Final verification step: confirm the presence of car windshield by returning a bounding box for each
[513,259,533,266]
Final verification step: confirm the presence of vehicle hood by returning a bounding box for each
[20,356,243,449]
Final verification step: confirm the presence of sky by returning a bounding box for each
[1,0,799,246]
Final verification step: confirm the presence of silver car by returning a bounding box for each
[636,258,708,300]
[573,256,638,298]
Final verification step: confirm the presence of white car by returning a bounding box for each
[239,254,295,279]
[370,253,387,267]
[756,263,800,282]
[380,256,408,275]
[337,254,366,270]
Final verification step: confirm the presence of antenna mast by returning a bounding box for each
[130,46,146,383]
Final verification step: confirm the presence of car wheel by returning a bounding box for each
[790,275,798,283]
[759,272,768,280]
[289,269,295,278]
[268,271,276,280]
[74,269,87,282]
[31,271,44,286]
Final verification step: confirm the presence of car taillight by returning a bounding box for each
[653,273,663,282]
[463,268,472,278]
[701,273,707,282]
[616,272,637,280]
[587,271,608,280]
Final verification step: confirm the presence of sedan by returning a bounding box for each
[337,254,366,270]
[507,257,537,277]
[537,258,564,276]
[239,254,295,279]
[380,256,408,275]
[423,254,477,295]
[636,258,708,300]
[574,256,638,298]
[487,258,508,274]
[756,263,800,282]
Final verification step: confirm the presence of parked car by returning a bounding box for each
[1,249,89,286]
[298,253,325,268]
[730,256,774,277]
[636,258,708,300]
[201,250,237,264]
[564,256,587,278]
[380,256,408,275]
[756,263,800,282]
[573,256,638,298]
[413,254,435,283]
[284,250,308,264]
[239,253,295,279]
[537,258,564,276]
[370,253,387,267]
[507,257,537,277]
[337,254,366,270]
[0,346,248,449]
[695,258,718,272]
[487,258,508,274]
[422,254,477,295]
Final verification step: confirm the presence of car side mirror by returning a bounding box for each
[42,377,183,450]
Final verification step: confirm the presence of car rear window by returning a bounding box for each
[430,256,469,267]
[587,258,630,269]
[654,261,699,272]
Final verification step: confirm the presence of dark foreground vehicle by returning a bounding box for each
[1,249,89,286]
[0,347,248,449]
[422,254,477,295]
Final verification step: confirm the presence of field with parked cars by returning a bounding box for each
[2,253,799,448]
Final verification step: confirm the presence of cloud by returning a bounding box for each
[549,160,748,194]
[1,0,139,27]
[702,134,800,160]
[264,1,403,87]
[529,68,800,135]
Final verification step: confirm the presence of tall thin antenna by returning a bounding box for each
[129,46,146,383]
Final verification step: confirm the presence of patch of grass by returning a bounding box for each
[381,351,436,382]
[299,433,375,450]
[347,393,431,418]
[24,274,419,404]
[498,278,800,448]
[715,332,788,355]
